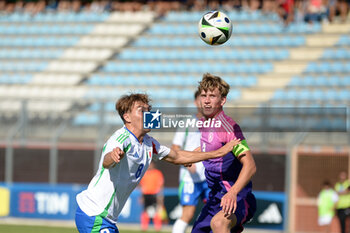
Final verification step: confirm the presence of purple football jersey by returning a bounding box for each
[199,110,252,201]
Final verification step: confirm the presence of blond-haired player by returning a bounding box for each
[191,74,257,233]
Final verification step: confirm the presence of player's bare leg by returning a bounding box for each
[172,205,196,233]
[210,211,237,233]
[181,205,196,223]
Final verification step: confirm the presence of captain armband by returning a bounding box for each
[232,139,250,157]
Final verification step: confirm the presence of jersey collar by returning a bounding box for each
[123,125,142,143]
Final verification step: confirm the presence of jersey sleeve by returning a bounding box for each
[226,123,250,157]
[101,133,130,161]
[172,131,185,147]
[151,138,171,161]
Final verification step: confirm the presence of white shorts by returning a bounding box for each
[318,215,333,226]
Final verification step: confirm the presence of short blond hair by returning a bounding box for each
[197,73,230,97]
[116,93,151,123]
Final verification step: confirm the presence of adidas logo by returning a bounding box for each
[258,203,282,224]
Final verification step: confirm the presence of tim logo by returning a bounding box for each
[143,110,161,129]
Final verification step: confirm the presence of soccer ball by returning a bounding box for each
[198,11,232,46]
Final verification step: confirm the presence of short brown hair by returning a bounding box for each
[194,90,200,99]
[197,73,230,97]
[116,93,151,123]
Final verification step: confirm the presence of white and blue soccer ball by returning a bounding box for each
[198,11,233,46]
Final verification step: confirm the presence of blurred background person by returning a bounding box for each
[139,161,165,232]
[277,0,295,26]
[338,0,350,22]
[317,180,338,233]
[325,0,338,22]
[294,0,308,23]
[334,171,350,233]
[171,90,210,233]
[304,0,328,23]
[262,0,277,14]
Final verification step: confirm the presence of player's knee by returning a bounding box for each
[210,219,219,231]
[210,213,236,232]
[210,217,226,231]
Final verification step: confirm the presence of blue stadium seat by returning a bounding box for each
[0,12,109,22]
[297,90,312,100]
[273,89,286,100]
[227,90,241,100]
[337,90,350,100]
[0,61,47,72]
[73,114,99,125]
[288,75,350,87]
[88,102,116,112]
[340,77,350,86]
[163,10,279,23]
[323,49,350,59]
[0,74,32,84]
[101,61,273,74]
[135,75,194,86]
[311,90,324,101]
[305,62,350,73]
[0,24,93,35]
[132,36,306,47]
[35,12,110,22]
[118,50,207,60]
[0,36,79,47]
[337,36,350,46]
[0,49,63,59]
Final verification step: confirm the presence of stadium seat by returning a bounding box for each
[337,35,350,46]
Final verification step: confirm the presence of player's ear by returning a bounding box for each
[220,96,226,106]
[123,112,131,123]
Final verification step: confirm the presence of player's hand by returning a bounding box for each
[220,190,237,217]
[219,139,241,155]
[111,147,125,164]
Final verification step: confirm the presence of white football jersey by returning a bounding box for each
[172,129,206,183]
[76,126,170,223]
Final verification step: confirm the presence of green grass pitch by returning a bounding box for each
[0,224,171,233]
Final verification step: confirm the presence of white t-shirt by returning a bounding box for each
[172,129,206,183]
[76,126,170,223]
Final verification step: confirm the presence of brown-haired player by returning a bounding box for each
[75,93,242,233]
[191,73,257,233]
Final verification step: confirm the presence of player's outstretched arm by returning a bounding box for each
[103,147,125,168]
[171,144,197,172]
[163,139,241,165]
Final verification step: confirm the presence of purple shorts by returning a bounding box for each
[191,192,256,233]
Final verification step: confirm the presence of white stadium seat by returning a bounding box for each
[77,36,129,48]
[92,24,145,36]
[107,11,156,24]
[61,48,113,61]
